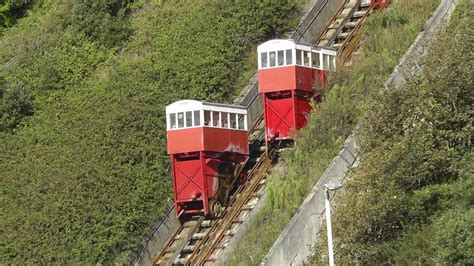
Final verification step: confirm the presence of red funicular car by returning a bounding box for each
[166,100,249,219]
[257,39,337,146]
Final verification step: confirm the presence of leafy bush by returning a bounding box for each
[0,78,33,131]
[0,0,33,34]
[433,207,474,264]
[71,0,131,48]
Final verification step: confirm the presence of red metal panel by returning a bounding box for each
[167,127,203,155]
[172,153,205,218]
[258,66,296,93]
[295,67,315,91]
[263,90,315,142]
[372,0,391,9]
[295,90,314,130]
[172,151,248,218]
[313,69,328,89]
[201,152,210,216]
[204,157,220,200]
[202,127,249,155]
[167,127,248,155]
[263,91,295,141]
[258,66,327,93]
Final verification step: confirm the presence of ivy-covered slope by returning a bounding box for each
[0,0,304,263]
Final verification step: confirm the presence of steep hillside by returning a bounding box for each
[313,1,473,264]
[0,0,304,263]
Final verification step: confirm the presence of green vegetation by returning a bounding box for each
[229,0,442,264]
[313,1,473,264]
[1,1,32,34]
[0,0,305,263]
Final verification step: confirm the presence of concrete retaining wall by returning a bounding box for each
[261,0,458,265]
[294,0,345,44]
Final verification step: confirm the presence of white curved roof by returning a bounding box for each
[257,39,297,53]
[166,100,247,115]
[166,100,203,114]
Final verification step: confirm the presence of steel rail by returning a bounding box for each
[154,216,205,265]
[312,1,348,45]
[186,2,388,264]
[326,1,362,46]
[336,2,373,63]
[154,141,270,265]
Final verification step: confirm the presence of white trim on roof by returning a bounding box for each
[166,100,203,114]
[257,39,337,71]
[166,100,248,131]
[257,39,296,53]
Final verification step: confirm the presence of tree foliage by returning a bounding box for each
[0,0,302,263]
[0,0,33,34]
[71,0,132,48]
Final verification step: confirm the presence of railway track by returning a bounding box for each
[186,153,272,266]
[315,0,376,63]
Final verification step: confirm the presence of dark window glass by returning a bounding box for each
[193,110,200,126]
[185,111,192,127]
[238,114,245,130]
[269,51,276,67]
[230,113,237,129]
[312,52,320,68]
[330,55,336,71]
[303,51,310,66]
[261,52,267,68]
[286,49,292,65]
[323,54,332,70]
[177,112,184,128]
[213,111,220,127]
[296,49,302,65]
[221,112,229,128]
[278,50,284,66]
[204,110,211,126]
[169,113,176,129]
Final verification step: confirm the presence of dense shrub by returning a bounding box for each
[0,0,33,34]
[71,0,131,48]
[0,78,33,131]
[433,206,474,264]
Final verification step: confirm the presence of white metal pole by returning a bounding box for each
[325,188,335,266]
